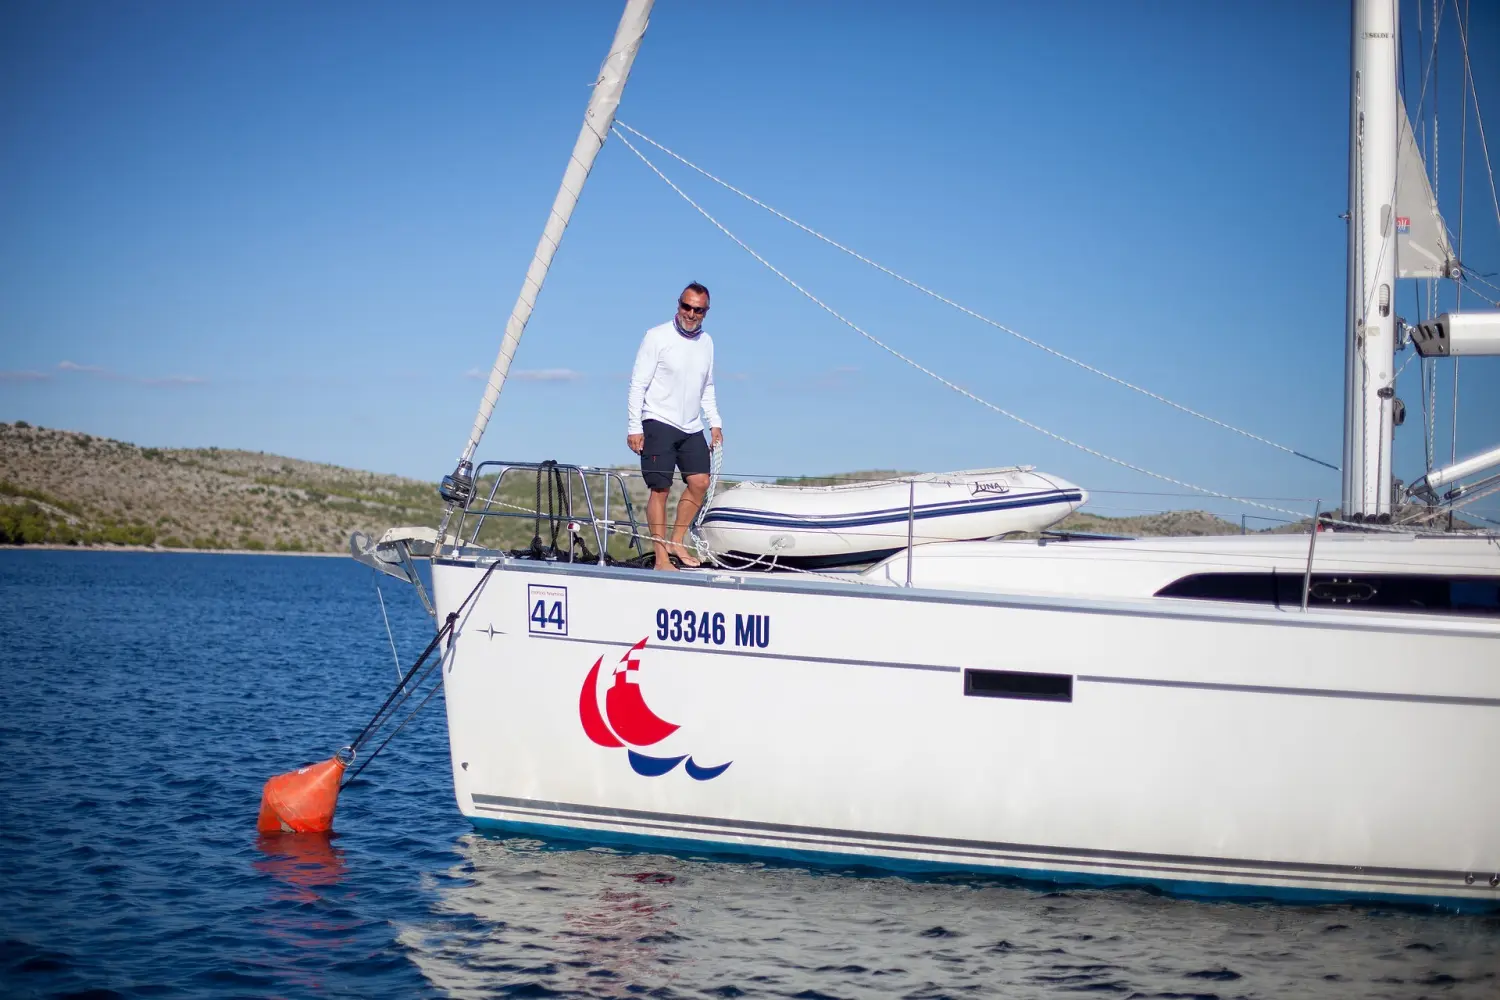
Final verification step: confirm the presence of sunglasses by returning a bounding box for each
[677,300,709,315]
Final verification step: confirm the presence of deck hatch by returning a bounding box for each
[964,668,1073,702]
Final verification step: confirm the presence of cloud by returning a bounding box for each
[56,361,207,387]
[465,367,583,383]
[139,375,209,387]
[0,370,51,382]
[465,370,582,380]
[766,366,862,391]
[813,365,861,389]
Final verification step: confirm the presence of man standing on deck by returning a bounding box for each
[626,282,723,570]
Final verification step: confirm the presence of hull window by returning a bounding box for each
[1155,572,1500,616]
[964,668,1073,703]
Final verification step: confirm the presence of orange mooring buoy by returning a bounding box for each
[257,755,348,834]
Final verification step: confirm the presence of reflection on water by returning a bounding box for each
[253,833,349,897]
[400,835,689,998]
[396,832,1500,999]
[562,870,681,992]
[249,833,364,993]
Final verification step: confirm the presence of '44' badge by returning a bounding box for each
[528,585,567,635]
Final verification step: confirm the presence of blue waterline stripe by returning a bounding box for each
[469,813,1494,911]
[468,794,1497,900]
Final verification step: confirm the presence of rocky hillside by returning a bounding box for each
[0,422,445,552]
[0,422,695,555]
[1,421,1253,552]
[1049,508,1241,537]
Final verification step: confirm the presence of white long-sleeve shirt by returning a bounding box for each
[626,321,722,435]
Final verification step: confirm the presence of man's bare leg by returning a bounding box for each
[669,473,709,568]
[647,488,676,570]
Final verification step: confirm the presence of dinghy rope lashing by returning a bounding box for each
[688,441,724,564]
[256,559,503,832]
[610,127,1314,523]
[614,122,1340,474]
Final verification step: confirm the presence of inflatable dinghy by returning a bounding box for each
[699,467,1085,567]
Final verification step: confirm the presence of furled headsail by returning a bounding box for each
[1394,94,1457,279]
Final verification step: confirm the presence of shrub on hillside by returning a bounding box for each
[0,502,55,544]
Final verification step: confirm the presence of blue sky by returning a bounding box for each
[3,0,1498,524]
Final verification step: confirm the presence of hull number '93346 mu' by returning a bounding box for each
[656,609,771,648]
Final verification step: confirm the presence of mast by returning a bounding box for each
[442,0,654,504]
[1342,0,1400,517]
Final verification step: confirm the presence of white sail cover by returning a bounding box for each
[1395,94,1456,279]
[457,0,654,466]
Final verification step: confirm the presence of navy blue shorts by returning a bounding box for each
[640,419,710,490]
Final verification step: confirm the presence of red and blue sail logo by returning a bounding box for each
[578,638,732,780]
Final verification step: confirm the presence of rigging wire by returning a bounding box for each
[1461,268,1500,300]
[1456,0,1469,313]
[1424,352,1437,473]
[1456,280,1500,307]
[1449,0,1492,470]
[1453,0,1500,236]
[612,126,1317,522]
[613,121,1338,474]
[1432,0,1440,228]
[1417,478,1500,529]
[372,572,404,683]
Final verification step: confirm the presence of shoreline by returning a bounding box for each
[2,544,344,558]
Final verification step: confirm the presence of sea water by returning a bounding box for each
[1,550,1496,999]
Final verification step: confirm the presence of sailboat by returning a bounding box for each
[360,0,1500,908]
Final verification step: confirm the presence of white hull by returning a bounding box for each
[700,468,1085,563]
[431,555,1500,908]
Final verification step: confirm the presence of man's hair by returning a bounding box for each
[682,281,710,302]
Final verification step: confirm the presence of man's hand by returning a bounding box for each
[710,427,723,450]
[627,433,644,454]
